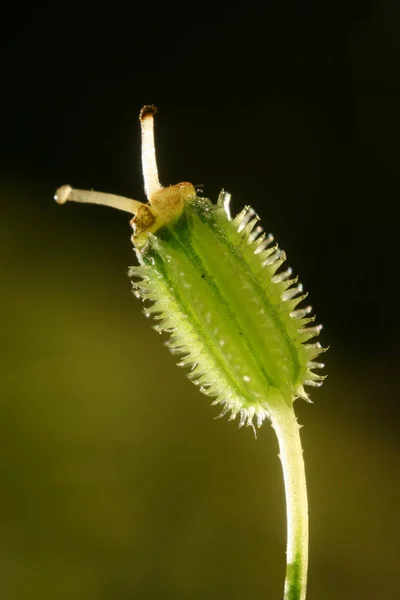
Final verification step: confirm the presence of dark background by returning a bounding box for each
[1,3,399,599]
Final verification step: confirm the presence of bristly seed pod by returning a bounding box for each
[55,105,326,600]
[55,105,325,433]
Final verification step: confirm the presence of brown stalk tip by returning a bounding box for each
[140,105,157,121]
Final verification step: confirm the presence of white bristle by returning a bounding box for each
[282,284,303,302]
[271,267,293,283]
[303,380,323,388]
[262,249,282,267]
[308,361,325,369]
[237,207,255,233]
[290,306,312,319]
[254,233,274,254]
[300,324,323,335]
[248,225,263,244]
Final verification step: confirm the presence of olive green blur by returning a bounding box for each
[0,178,397,600]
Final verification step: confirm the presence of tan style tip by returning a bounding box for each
[54,184,72,205]
[140,105,157,121]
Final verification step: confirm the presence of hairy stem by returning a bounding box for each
[271,401,308,600]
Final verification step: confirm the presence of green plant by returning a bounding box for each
[55,105,326,600]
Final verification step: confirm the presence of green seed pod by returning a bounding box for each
[130,188,325,431]
[55,105,326,600]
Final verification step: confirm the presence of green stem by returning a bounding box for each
[271,401,309,600]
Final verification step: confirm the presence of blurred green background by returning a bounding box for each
[1,3,399,599]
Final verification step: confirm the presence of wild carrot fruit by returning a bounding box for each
[55,105,326,600]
